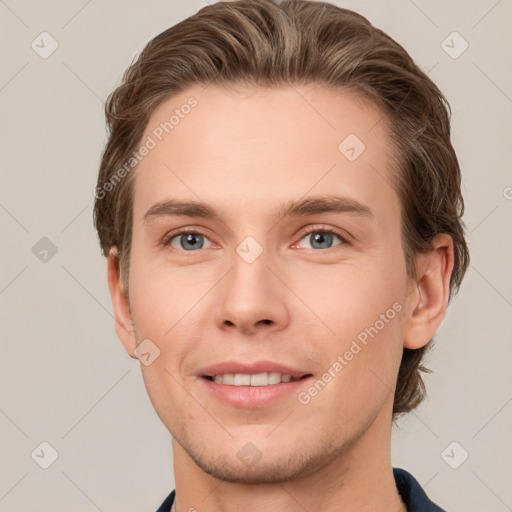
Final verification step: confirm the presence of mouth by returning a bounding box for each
[197,362,313,408]
[202,372,310,387]
[196,359,313,409]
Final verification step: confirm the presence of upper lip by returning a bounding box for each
[197,360,311,379]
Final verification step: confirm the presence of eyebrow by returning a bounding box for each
[143,195,374,224]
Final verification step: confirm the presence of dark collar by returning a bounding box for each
[393,468,446,511]
[156,468,446,511]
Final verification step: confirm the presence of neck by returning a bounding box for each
[170,405,405,512]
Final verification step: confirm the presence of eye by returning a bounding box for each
[295,228,347,250]
[163,227,348,252]
[164,230,213,251]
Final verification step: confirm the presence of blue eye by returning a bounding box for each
[297,229,345,250]
[167,232,212,251]
[163,227,347,253]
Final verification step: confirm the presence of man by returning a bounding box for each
[94,1,469,510]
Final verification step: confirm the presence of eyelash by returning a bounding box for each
[162,226,350,251]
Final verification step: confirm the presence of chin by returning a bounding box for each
[191,451,317,484]
[179,430,353,485]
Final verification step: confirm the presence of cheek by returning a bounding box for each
[128,251,209,338]
[290,254,406,339]
[297,300,404,430]
[291,255,406,400]
[128,256,219,406]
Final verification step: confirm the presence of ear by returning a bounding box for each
[107,247,138,359]
[403,234,455,350]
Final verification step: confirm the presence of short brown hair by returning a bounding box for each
[94,0,470,415]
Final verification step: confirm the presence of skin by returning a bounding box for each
[107,84,454,512]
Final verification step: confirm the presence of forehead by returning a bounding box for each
[132,83,398,226]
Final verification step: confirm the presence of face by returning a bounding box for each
[121,84,414,483]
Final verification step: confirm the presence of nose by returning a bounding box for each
[213,251,290,336]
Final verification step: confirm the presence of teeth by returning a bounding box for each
[212,372,297,386]
[234,374,251,386]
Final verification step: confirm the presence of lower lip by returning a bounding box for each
[200,376,312,409]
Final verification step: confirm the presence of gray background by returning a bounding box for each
[1,0,511,510]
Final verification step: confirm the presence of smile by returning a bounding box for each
[208,372,302,386]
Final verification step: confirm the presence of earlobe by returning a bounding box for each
[403,234,455,350]
[106,247,138,359]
